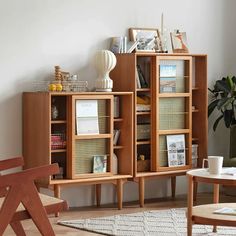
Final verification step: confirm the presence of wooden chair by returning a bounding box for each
[0,156,68,235]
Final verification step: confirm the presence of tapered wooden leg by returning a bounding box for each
[10,221,26,236]
[21,183,55,236]
[139,177,145,208]
[213,184,220,232]
[193,182,198,201]
[187,175,193,236]
[54,185,61,217]
[0,185,23,235]
[117,179,123,210]
[95,184,101,207]
[171,176,176,198]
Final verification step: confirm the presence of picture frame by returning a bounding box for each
[129,28,162,52]
[170,30,189,53]
[93,155,107,173]
[166,134,185,167]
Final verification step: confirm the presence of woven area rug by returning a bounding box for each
[58,208,236,236]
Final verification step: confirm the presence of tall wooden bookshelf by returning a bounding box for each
[23,92,133,209]
[111,53,208,207]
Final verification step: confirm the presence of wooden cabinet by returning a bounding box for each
[111,53,208,207]
[23,92,133,209]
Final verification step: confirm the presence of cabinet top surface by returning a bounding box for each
[116,52,207,57]
[187,168,236,181]
[23,91,133,96]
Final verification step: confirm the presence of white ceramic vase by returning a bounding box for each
[94,50,117,92]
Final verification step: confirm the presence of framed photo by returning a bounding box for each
[166,134,186,167]
[170,30,189,53]
[129,28,162,52]
[93,155,107,173]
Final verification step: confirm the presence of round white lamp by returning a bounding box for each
[94,50,117,92]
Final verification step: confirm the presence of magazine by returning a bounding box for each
[159,65,176,93]
[166,134,185,167]
[93,155,107,173]
[214,207,236,216]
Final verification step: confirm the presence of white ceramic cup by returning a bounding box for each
[202,156,224,175]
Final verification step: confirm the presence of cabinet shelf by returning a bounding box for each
[74,133,112,140]
[114,118,123,122]
[159,93,191,98]
[136,140,151,145]
[51,120,67,124]
[113,145,124,149]
[51,149,67,153]
[136,111,151,116]
[136,88,151,92]
[159,129,190,135]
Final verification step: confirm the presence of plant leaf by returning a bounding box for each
[226,76,234,90]
[208,99,220,117]
[213,114,224,131]
[217,97,234,110]
[232,76,236,84]
[224,109,233,128]
[215,80,231,93]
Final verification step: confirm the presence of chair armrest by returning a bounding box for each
[0,157,24,171]
[0,163,59,188]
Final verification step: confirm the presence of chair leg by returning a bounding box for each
[0,186,22,235]
[21,183,55,236]
[10,221,26,236]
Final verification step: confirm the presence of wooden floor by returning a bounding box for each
[4,192,236,235]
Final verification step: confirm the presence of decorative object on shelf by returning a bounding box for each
[170,30,189,53]
[166,134,185,167]
[129,28,161,52]
[55,65,62,81]
[94,50,117,92]
[159,65,177,93]
[112,153,118,174]
[51,105,59,120]
[93,155,107,173]
[159,13,168,53]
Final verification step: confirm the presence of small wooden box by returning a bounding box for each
[137,160,150,172]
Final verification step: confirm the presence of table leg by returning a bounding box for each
[187,175,193,236]
[171,176,176,198]
[54,185,61,217]
[117,179,123,210]
[95,184,101,207]
[139,177,145,208]
[213,184,220,232]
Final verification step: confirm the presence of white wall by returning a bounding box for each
[1,0,236,207]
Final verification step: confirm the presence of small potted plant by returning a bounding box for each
[208,76,236,165]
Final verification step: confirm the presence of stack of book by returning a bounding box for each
[136,65,149,88]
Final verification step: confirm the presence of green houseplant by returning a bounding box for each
[208,76,236,131]
[208,76,236,164]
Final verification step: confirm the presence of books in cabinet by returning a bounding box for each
[76,100,99,135]
[93,155,107,173]
[166,134,185,167]
[113,129,120,145]
[136,65,148,88]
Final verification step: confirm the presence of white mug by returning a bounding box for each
[202,156,224,175]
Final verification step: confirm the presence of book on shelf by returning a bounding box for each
[137,65,148,88]
[113,129,121,146]
[160,65,177,93]
[166,134,185,167]
[135,68,141,89]
[136,95,151,112]
[114,96,120,118]
[76,100,99,135]
[93,155,107,173]
[213,207,236,216]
